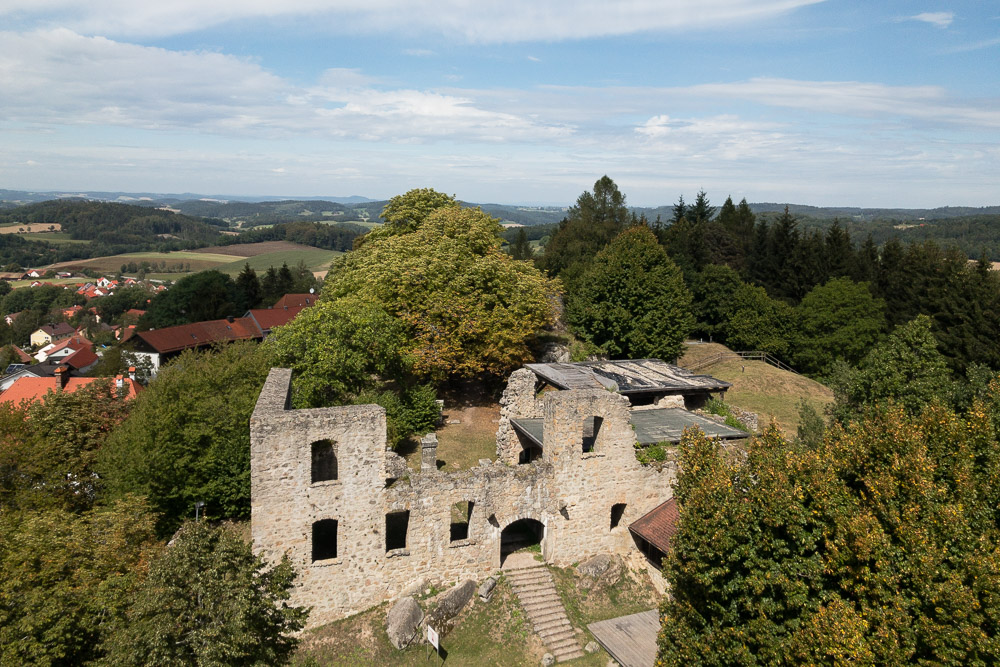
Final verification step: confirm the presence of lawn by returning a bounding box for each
[678,342,833,436]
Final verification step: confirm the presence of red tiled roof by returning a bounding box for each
[125,309,147,317]
[629,498,680,555]
[246,306,304,331]
[10,346,31,363]
[45,335,93,356]
[63,346,98,370]
[0,376,140,405]
[273,293,316,309]
[135,317,262,354]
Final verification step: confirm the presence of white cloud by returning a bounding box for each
[0,30,570,143]
[0,0,826,41]
[908,11,954,28]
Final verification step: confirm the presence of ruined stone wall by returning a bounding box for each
[251,368,676,628]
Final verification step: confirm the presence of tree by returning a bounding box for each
[794,277,885,377]
[688,264,744,340]
[567,226,693,360]
[101,521,307,666]
[323,204,559,381]
[832,315,954,421]
[0,498,159,665]
[235,262,262,309]
[379,187,457,233]
[139,270,243,329]
[98,343,273,534]
[719,282,797,358]
[265,296,439,446]
[658,394,1000,665]
[539,176,630,284]
[508,227,534,260]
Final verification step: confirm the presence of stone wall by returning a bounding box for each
[251,368,676,628]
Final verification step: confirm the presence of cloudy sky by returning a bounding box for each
[1,1,997,206]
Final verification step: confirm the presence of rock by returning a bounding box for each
[398,578,428,600]
[585,640,600,654]
[429,579,476,624]
[538,342,570,363]
[386,597,423,650]
[541,653,556,666]
[577,554,613,578]
[478,576,497,602]
[385,451,408,479]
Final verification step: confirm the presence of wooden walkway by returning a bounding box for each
[587,609,659,667]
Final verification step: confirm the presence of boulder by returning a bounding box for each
[541,653,556,666]
[478,576,498,602]
[429,579,476,625]
[386,597,423,650]
[585,640,600,654]
[577,554,613,578]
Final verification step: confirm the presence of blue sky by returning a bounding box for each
[1,1,997,207]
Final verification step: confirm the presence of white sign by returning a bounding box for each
[426,625,439,651]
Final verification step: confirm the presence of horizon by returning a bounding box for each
[2,1,998,208]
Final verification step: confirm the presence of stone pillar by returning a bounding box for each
[421,433,438,473]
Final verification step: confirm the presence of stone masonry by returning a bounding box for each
[251,366,679,628]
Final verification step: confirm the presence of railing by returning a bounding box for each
[686,350,799,375]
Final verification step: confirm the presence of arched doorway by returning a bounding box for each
[500,518,544,566]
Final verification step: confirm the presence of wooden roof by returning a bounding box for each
[587,609,661,667]
[524,359,730,395]
[510,407,746,448]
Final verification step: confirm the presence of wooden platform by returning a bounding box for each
[587,609,659,667]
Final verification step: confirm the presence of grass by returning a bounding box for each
[678,342,833,436]
[47,251,238,274]
[20,232,88,245]
[293,578,547,666]
[7,278,83,288]
[215,248,343,275]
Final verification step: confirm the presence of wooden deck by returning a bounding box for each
[587,609,659,667]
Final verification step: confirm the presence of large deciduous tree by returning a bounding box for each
[794,277,886,377]
[659,392,1000,665]
[139,270,244,329]
[567,225,693,360]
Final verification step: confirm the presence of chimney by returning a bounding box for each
[54,365,69,389]
[128,366,136,381]
[227,316,234,323]
[115,374,124,390]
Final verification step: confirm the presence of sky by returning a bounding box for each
[1,1,998,207]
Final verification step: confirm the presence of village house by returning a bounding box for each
[250,359,745,629]
[0,366,141,405]
[29,322,75,348]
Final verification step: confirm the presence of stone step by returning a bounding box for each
[510,578,553,591]
[551,638,583,655]
[509,571,551,582]
[512,584,554,597]
[533,613,570,629]
[536,621,572,637]
[555,649,585,663]
[504,565,546,575]
[507,564,582,660]
[522,599,564,615]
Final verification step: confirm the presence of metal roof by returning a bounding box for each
[524,359,730,395]
[510,407,746,448]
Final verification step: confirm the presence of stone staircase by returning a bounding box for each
[505,562,585,662]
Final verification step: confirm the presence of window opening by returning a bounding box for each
[450,501,474,542]
[386,510,410,551]
[311,439,337,483]
[610,503,626,530]
[312,519,338,561]
[583,416,603,453]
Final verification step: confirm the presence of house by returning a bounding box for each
[4,311,24,326]
[242,304,309,337]
[56,272,73,279]
[24,270,42,279]
[30,322,76,348]
[251,359,744,627]
[34,336,95,367]
[0,367,141,405]
[272,293,317,309]
[129,316,265,374]
[62,305,84,319]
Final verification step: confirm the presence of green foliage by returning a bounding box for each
[567,225,693,360]
[93,285,151,324]
[688,264,744,339]
[539,175,631,284]
[98,343,272,534]
[832,315,954,421]
[0,497,160,665]
[355,384,440,447]
[658,398,1000,665]
[236,262,263,309]
[379,188,457,234]
[719,282,797,357]
[139,270,244,329]
[101,521,308,666]
[507,227,534,260]
[324,204,559,380]
[634,441,668,464]
[794,277,886,376]
[795,398,826,448]
[0,379,134,512]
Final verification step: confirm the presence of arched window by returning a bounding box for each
[311,439,337,483]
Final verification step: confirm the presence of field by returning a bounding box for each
[40,242,342,277]
[20,232,88,245]
[0,223,62,233]
[678,342,833,436]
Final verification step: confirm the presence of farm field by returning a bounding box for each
[47,250,238,274]
[0,223,62,233]
[20,232,88,244]
[191,241,310,257]
[6,277,82,289]
[215,248,342,275]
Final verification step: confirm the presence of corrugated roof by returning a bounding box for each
[510,407,746,447]
[135,317,263,354]
[629,498,679,555]
[525,359,730,395]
